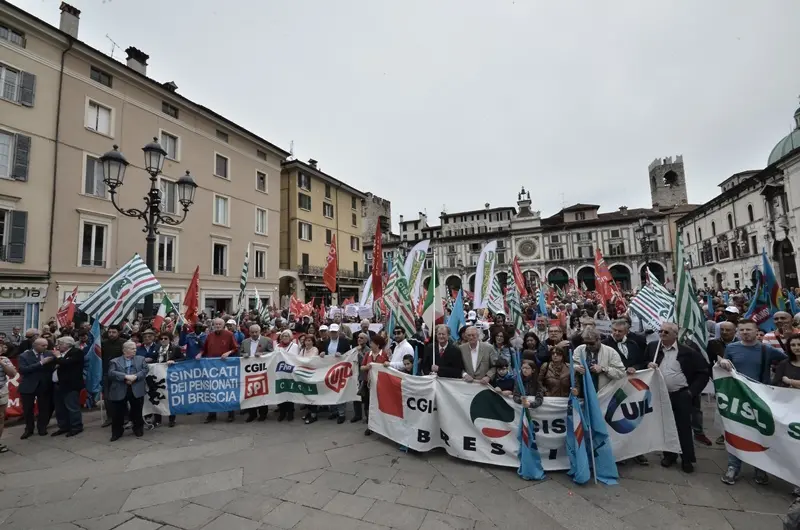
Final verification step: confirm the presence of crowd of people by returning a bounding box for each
[0,287,798,498]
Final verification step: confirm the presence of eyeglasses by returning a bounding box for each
[658,330,672,334]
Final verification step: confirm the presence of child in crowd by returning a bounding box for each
[402,354,415,374]
[513,359,543,409]
[491,358,515,396]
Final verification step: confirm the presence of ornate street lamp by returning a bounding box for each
[635,217,655,284]
[100,138,198,318]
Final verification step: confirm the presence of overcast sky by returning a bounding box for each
[16,0,800,229]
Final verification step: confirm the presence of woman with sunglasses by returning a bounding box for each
[153,332,185,427]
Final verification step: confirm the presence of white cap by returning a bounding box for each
[467,310,477,320]
[724,306,740,314]
[226,319,237,325]
[319,325,329,331]
[329,324,340,332]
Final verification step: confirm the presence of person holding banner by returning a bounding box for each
[107,341,148,442]
[421,325,463,378]
[361,334,389,436]
[0,346,17,453]
[275,330,300,422]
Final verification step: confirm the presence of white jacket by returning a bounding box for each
[572,343,626,389]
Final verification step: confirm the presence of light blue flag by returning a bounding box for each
[512,351,545,481]
[566,358,591,484]
[537,288,548,317]
[580,357,618,485]
[722,291,730,306]
[447,289,466,341]
[706,293,714,319]
[84,320,103,407]
[789,291,799,315]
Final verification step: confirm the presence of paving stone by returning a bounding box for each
[576,482,653,517]
[188,489,240,510]
[391,456,440,474]
[122,468,243,511]
[518,480,635,529]
[473,523,499,530]
[0,477,86,509]
[671,484,740,510]
[619,478,679,503]
[428,474,460,494]
[114,517,163,530]
[331,461,399,482]
[294,509,391,530]
[666,505,733,530]
[357,454,399,467]
[724,481,793,514]
[73,512,135,530]
[260,502,309,529]
[222,494,282,521]
[484,467,530,491]
[429,460,494,486]
[325,441,390,465]
[2,457,130,489]
[242,478,297,499]
[620,503,696,530]
[362,499,429,530]
[392,469,437,488]
[4,489,130,527]
[285,469,325,484]
[137,501,221,530]
[460,477,564,530]
[721,510,784,530]
[446,495,489,522]
[279,482,338,509]
[311,470,366,493]
[127,436,253,471]
[397,485,452,512]
[0,507,13,526]
[355,479,405,502]
[322,491,376,519]
[693,457,724,474]
[242,451,330,485]
[419,511,476,530]
[201,513,261,530]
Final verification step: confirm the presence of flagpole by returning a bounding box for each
[579,355,599,485]
[432,253,438,369]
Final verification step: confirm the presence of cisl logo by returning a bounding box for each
[325,362,353,393]
[715,376,774,452]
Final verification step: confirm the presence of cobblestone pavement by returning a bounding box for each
[0,402,794,530]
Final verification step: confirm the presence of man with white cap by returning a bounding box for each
[226,319,245,345]
[321,324,351,423]
[713,306,740,339]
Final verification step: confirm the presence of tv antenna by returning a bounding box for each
[105,34,121,59]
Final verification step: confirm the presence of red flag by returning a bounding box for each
[594,249,614,307]
[184,266,200,325]
[372,222,383,299]
[324,234,338,293]
[511,257,528,297]
[318,300,327,321]
[290,295,305,316]
[56,287,78,328]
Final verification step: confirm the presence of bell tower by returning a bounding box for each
[649,155,688,210]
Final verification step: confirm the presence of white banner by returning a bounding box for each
[403,240,430,306]
[713,366,800,486]
[472,240,498,309]
[368,366,679,470]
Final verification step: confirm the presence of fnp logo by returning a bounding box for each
[715,377,774,452]
[325,362,353,393]
[604,378,653,434]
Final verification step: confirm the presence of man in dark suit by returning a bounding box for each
[100,324,125,427]
[239,324,274,422]
[51,336,85,437]
[17,338,55,438]
[107,341,149,441]
[320,324,351,423]
[645,322,709,473]
[422,324,464,378]
[358,320,377,342]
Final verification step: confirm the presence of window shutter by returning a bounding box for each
[7,210,27,263]
[12,134,31,181]
[19,71,36,107]
[309,225,313,241]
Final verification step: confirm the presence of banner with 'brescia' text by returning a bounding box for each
[143,351,359,416]
[368,366,679,470]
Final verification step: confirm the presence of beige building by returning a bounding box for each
[0,2,289,329]
[279,159,366,305]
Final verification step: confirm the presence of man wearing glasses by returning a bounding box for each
[387,327,415,371]
[572,327,626,391]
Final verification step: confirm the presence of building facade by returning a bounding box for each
[362,192,391,245]
[279,159,366,305]
[0,2,289,329]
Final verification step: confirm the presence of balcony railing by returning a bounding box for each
[158,264,175,273]
[80,259,106,268]
[213,268,227,276]
[298,265,362,280]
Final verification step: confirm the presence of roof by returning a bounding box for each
[768,129,800,166]
[2,1,290,158]
[561,203,600,213]
[281,159,367,198]
[541,206,687,230]
[441,206,517,218]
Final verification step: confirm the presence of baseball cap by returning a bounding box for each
[226,319,237,325]
[724,306,740,314]
[329,324,340,332]
[319,325,329,331]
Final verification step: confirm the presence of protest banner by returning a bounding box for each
[143,350,359,416]
[713,366,800,486]
[368,366,679,470]
[5,358,22,418]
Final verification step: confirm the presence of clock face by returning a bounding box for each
[518,239,537,258]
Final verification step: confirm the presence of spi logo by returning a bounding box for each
[715,376,774,452]
[244,373,268,399]
[604,378,653,434]
[325,362,353,393]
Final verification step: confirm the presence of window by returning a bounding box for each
[90,66,112,88]
[577,245,593,258]
[0,63,18,102]
[255,207,267,235]
[214,153,229,179]
[298,193,312,211]
[751,235,758,255]
[447,245,456,253]
[83,155,107,198]
[575,212,586,220]
[577,232,589,241]
[0,209,26,263]
[80,222,107,267]
[213,194,229,226]
[254,249,266,278]
[351,213,357,226]
[354,261,359,276]
[351,196,357,210]
[448,256,456,268]
[299,221,312,241]
[159,178,177,214]
[216,129,229,142]
[609,242,625,256]
[162,101,179,119]
[711,221,716,236]
[0,24,25,47]
[727,213,733,231]
[747,204,754,222]
[698,228,702,240]
[257,149,267,161]
[548,247,564,260]
[160,131,179,160]
[0,130,30,181]
[610,229,620,239]
[470,243,481,252]
[256,171,267,192]
[686,232,690,245]
[298,172,311,191]
[325,183,332,199]
[86,100,112,135]
[157,234,176,272]
[550,235,560,243]
[497,240,505,249]
[326,229,333,245]
[212,242,227,275]
[497,251,506,265]
[323,203,334,218]
[351,236,360,251]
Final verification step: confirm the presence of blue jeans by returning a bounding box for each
[727,454,766,478]
[54,386,83,432]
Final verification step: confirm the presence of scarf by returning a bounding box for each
[157,344,170,363]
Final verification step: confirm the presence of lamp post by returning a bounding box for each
[100,138,198,319]
[635,217,655,285]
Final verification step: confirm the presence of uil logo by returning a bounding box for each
[325,362,353,393]
[604,378,653,434]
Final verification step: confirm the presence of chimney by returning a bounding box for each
[59,2,81,38]
[308,159,318,169]
[399,214,404,224]
[162,81,178,92]
[125,47,149,76]
[619,206,628,215]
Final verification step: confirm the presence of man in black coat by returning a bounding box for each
[51,336,85,436]
[17,338,55,438]
[320,324,351,355]
[421,324,464,378]
[100,325,124,427]
[645,322,709,473]
[603,319,648,372]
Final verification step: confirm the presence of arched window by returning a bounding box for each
[727,213,733,231]
[747,204,754,222]
[698,227,702,240]
[686,232,691,245]
[711,221,716,236]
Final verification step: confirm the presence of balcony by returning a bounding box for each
[297,266,362,280]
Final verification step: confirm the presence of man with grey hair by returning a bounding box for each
[51,336,85,437]
[573,327,626,390]
[18,337,55,438]
[360,319,377,341]
[108,341,148,441]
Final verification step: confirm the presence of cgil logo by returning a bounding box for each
[715,376,774,452]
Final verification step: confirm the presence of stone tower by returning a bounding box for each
[648,155,688,210]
